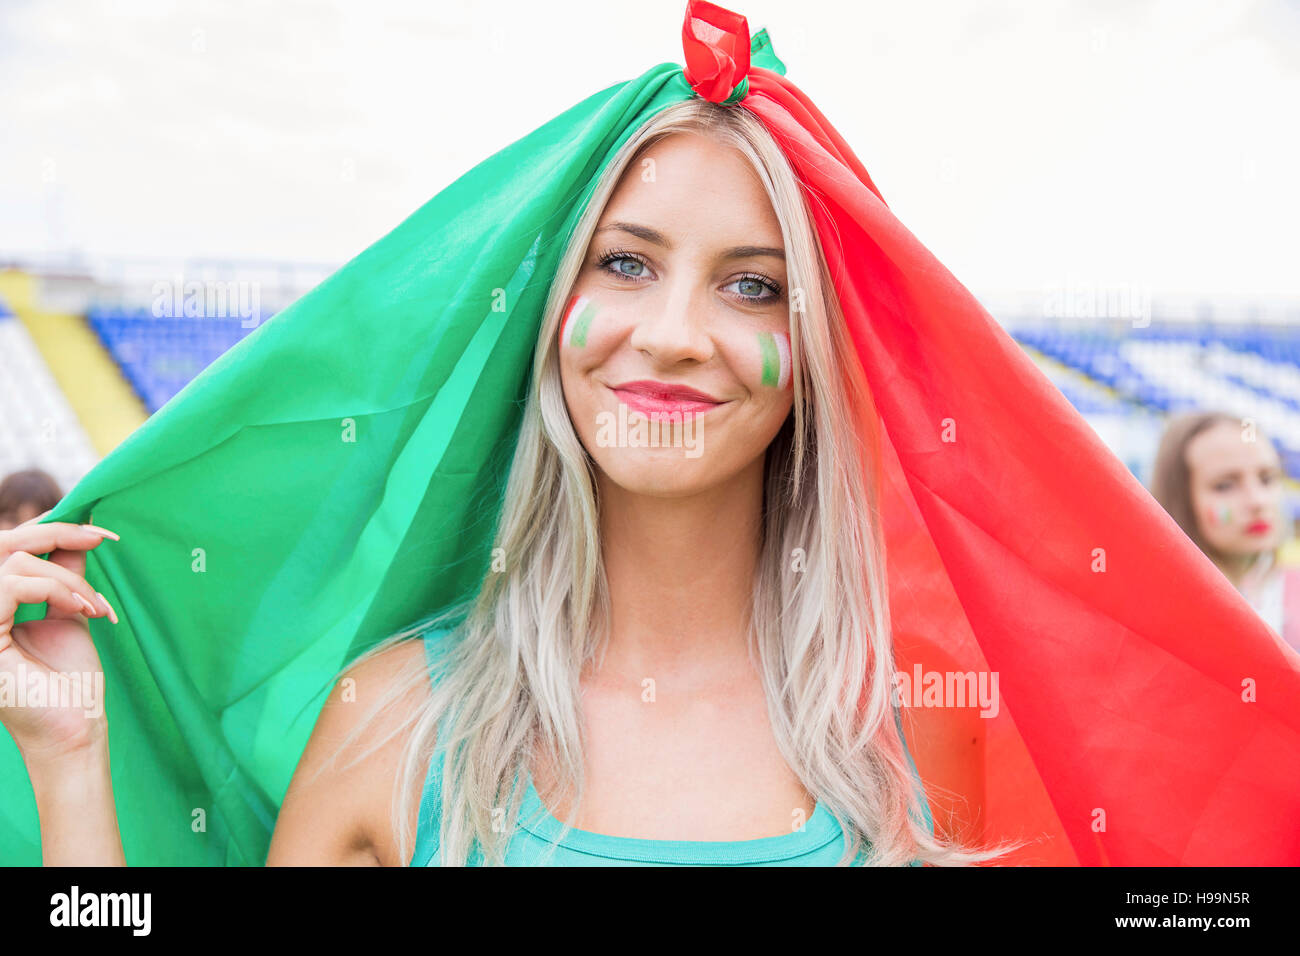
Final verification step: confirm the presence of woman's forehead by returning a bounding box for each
[598,134,783,249]
[1187,421,1282,474]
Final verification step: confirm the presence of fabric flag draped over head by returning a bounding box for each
[4,0,1298,866]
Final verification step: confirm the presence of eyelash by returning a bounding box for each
[594,248,784,301]
[1213,472,1278,491]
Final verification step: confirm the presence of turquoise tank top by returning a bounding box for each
[408,627,933,866]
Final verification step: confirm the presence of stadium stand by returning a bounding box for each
[0,296,100,494]
[85,305,264,414]
[1011,322,1300,482]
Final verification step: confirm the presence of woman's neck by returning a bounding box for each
[594,458,764,688]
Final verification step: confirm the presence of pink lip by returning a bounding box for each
[610,379,725,417]
[1245,521,1272,535]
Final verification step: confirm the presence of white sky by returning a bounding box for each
[2,0,1298,302]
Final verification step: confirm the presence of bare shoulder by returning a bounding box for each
[266,637,433,866]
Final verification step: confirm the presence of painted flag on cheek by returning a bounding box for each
[561,294,598,349]
[0,0,1294,867]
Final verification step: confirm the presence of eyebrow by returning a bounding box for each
[1207,464,1281,480]
[596,221,785,261]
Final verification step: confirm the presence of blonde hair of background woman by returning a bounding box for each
[316,98,1018,866]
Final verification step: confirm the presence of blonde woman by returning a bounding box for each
[274,100,1003,867]
[0,97,995,868]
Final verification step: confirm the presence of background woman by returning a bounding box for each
[1150,410,1300,654]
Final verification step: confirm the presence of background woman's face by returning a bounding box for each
[558,132,794,497]
[1186,420,1286,558]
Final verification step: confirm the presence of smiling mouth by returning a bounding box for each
[608,380,726,417]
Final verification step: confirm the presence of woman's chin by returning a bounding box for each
[1231,539,1282,560]
[595,454,724,499]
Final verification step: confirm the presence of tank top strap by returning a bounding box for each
[1282,568,1300,655]
[408,625,458,867]
[896,703,935,835]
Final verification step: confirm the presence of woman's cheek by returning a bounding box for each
[558,293,627,357]
[713,328,793,394]
[1202,502,1244,548]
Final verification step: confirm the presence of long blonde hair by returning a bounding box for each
[321,97,1013,866]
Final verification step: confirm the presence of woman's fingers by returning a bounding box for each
[0,521,118,564]
[0,551,113,624]
[1,521,120,555]
[0,522,117,582]
[0,522,122,624]
[0,579,110,760]
[0,573,100,646]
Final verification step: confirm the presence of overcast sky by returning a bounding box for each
[3,0,1298,304]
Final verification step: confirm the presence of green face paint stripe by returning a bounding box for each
[759,331,780,386]
[570,299,597,348]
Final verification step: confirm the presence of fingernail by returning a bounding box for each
[75,594,98,616]
[96,591,119,625]
[81,524,121,541]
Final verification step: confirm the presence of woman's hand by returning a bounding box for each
[0,510,128,865]
[0,510,120,762]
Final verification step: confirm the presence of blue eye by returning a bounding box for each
[725,273,782,302]
[594,248,782,304]
[596,250,652,281]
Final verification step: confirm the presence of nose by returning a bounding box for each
[1244,477,1279,513]
[627,274,715,369]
